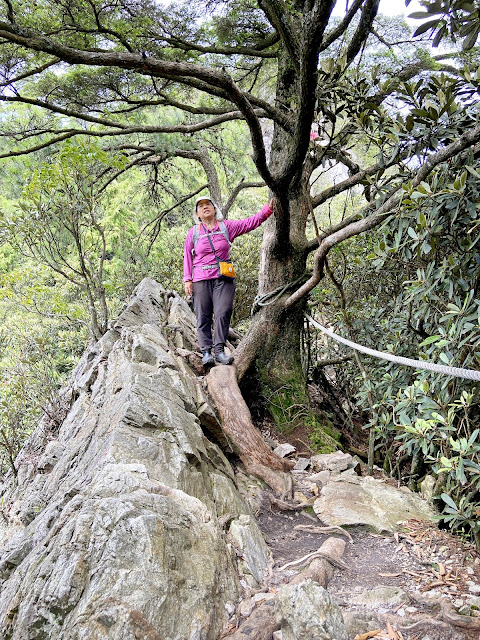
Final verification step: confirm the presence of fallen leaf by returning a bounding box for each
[420,580,446,591]
[353,630,382,640]
[439,562,446,576]
[431,568,442,580]
[386,621,399,639]
[402,569,425,579]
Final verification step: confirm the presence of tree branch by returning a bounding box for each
[258,0,299,65]
[285,118,480,307]
[319,0,364,52]
[2,0,14,23]
[0,57,60,86]
[0,21,275,184]
[160,31,279,58]
[174,147,223,210]
[310,157,387,210]
[345,0,380,64]
[0,110,267,158]
[271,0,337,190]
[224,179,266,217]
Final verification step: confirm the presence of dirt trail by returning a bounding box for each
[239,464,480,640]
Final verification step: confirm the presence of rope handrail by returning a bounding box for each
[305,314,480,382]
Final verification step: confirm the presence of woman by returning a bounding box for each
[183,196,273,366]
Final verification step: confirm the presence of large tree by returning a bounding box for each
[0,0,479,486]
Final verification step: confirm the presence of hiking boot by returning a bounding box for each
[202,349,214,367]
[215,350,234,365]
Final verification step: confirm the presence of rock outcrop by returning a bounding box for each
[312,472,435,533]
[0,278,270,640]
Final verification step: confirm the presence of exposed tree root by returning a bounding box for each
[398,593,480,636]
[265,494,306,512]
[439,599,480,631]
[222,537,346,640]
[293,523,354,543]
[398,617,462,635]
[207,365,293,495]
[278,548,348,572]
[287,537,346,587]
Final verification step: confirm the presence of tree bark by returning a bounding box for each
[206,365,294,496]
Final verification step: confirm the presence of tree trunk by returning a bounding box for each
[236,186,343,452]
[230,46,341,465]
[207,365,294,496]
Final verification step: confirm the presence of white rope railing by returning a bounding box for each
[306,314,480,382]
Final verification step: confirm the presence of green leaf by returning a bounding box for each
[413,18,441,37]
[441,493,458,511]
[463,26,480,51]
[433,24,447,47]
[409,11,435,19]
[419,334,442,346]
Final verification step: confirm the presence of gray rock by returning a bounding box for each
[420,474,436,501]
[274,444,296,458]
[350,585,410,607]
[467,582,480,594]
[342,611,380,637]
[310,470,331,487]
[275,580,348,640]
[37,440,65,473]
[293,458,310,471]
[311,451,353,473]
[229,514,271,587]
[313,475,435,533]
[0,278,269,640]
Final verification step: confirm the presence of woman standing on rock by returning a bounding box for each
[183,195,273,367]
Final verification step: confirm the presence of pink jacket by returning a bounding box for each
[183,203,273,282]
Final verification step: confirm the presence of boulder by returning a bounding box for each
[293,458,310,471]
[313,474,435,533]
[273,444,296,458]
[310,451,354,473]
[420,474,437,502]
[349,585,410,607]
[275,580,348,640]
[0,279,270,640]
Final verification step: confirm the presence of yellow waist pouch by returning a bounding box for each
[218,260,236,279]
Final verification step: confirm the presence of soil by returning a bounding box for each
[247,465,480,640]
[228,382,480,639]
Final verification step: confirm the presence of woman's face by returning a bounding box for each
[196,199,215,224]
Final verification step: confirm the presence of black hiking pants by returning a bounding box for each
[193,278,236,354]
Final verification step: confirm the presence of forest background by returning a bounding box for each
[0,0,480,548]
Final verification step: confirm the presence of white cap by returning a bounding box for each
[193,195,224,222]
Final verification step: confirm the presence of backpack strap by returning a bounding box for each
[192,221,230,256]
[192,223,201,256]
[218,221,231,247]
